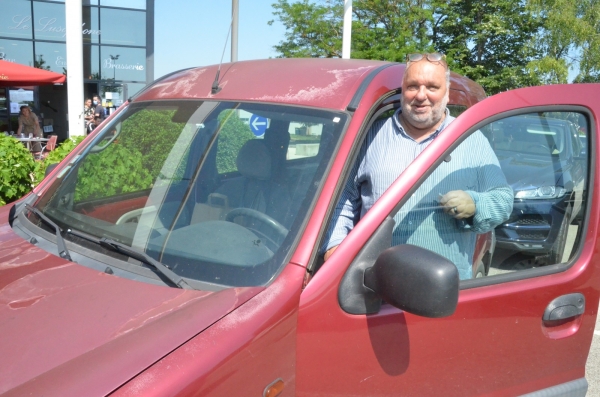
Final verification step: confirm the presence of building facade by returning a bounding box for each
[0,0,154,139]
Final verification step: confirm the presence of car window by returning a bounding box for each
[447,104,467,117]
[392,111,589,282]
[34,101,348,288]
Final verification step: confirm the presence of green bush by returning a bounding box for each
[32,135,86,185]
[0,135,36,206]
[74,142,153,202]
[216,110,255,173]
[118,109,184,180]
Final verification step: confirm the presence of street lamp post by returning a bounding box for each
[110,54,120,81]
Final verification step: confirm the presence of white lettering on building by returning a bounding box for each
[55,56,67,67]
[7,15,101,37]
[103,58,144,71]
[8,15,31,31]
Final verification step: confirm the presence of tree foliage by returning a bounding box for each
[216,110,255,174]
[527,0,600,84]
[431,0,541,93]
[269,0,600,94]
[0,136,36,206]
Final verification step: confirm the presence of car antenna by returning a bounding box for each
[211,16,234,95]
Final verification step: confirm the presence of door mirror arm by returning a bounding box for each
[338,217,395,315]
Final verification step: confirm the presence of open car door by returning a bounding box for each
[297,84,599,397]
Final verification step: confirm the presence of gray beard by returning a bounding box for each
[401,96,448,130]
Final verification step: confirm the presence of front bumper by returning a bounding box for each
[495,198,567,255]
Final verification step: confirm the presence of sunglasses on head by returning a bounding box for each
[406,53,447,68]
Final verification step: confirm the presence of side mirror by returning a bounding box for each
[45,163,58,177]
[364,244,459,318]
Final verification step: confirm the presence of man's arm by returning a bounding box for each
[465,132,513,233]
[321,161,363,258]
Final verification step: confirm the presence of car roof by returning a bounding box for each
[134,58,486,111]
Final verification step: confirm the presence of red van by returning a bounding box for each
[0,59,596,397]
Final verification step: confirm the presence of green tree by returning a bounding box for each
[269,0,344,57]
[527,0,600,84]
[269,0,437,61]
[431,0,541,94]
[118,109,185,179]
[269,0,544,93]
[34,54,52,71]
[216,110,255,174]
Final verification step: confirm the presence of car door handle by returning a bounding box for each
[543,293,585,321]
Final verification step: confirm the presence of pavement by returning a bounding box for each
[587,301,600,396]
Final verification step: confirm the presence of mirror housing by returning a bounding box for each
[364,244,459,318]
[45,163,58,177]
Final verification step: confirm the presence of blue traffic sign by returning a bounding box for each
[249,114,268,137]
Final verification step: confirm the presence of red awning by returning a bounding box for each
[0,59,66,86]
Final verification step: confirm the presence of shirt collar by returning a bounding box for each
[393,108,453,143]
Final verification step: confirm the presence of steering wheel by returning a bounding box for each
[225,208,288,249]
[115,206,158,225]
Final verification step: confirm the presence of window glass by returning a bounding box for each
[100,0,146,9]
[100,46,145,81]
[82,6,100,44]
[100,8,145,46]
[447,104,467,117]
[33,1,67,42]
[0,87,8,133]
[123,82,145,97]
[83,44,100,79]
[34,42,66,73]
[0,0,33,39]
[0,39,33,65]
[35,101,347,288]
[393,111,588,281]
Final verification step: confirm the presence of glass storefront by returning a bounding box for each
[0,0,153,136]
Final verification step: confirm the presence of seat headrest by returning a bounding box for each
[236,140,271,180]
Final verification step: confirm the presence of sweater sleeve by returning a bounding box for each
[465,133,513,233]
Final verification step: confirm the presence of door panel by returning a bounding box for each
[297,84,600,396]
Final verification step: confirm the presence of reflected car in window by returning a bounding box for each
[489,115,586,263]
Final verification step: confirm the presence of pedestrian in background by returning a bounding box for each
[93,94,105,127]
[16,105,43,152]
[84,98,94,134]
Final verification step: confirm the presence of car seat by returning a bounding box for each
[216,139,292,228]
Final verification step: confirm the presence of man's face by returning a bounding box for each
[401,60,449,131]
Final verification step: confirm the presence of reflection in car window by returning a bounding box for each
[33,101,347,287]
[399,112,589,281]
[395,112,588,278]
[484,112,588,276]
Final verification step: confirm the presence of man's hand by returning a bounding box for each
[439,190,476,219]
[324,245,339,261]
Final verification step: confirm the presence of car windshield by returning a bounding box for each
[33,100,347,288]
[490,116,573,160]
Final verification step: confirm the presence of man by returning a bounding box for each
[93,95,105,125]
[323,53,513,279]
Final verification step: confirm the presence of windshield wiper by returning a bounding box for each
[24,204,72,261]
[99,237,193,290]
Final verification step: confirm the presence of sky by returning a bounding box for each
[154,1,287,79]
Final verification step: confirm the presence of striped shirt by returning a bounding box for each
[325,109,513,279]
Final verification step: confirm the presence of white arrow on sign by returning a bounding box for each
[252,118,267,131]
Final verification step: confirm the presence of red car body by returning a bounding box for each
[0,59,598,397]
